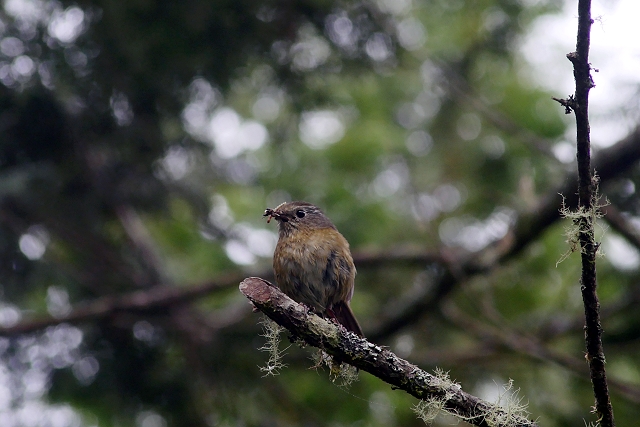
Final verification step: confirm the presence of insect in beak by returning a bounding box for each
[264,202,288,223]
[263,208,275,223]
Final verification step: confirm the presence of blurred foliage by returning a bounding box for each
[0,0,639,426]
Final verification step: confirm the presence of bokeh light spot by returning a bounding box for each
[397,17,426,51]
[19,225,49,260]
[456,113,482,141]
[209,107,268,158]
[405,130,433,156]
[225,240,256,266]
[136,411,167,427]
[299,110,345,149]
[552,141,575,163]
[48,6,85,44]
[603,234,640,271]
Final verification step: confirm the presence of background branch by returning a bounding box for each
[440,301,640,404]
[0,275,239,336]
[370,126,640,340]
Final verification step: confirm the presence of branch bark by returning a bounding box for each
[239,277,540,427]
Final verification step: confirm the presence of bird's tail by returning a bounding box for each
[331,301,364,337]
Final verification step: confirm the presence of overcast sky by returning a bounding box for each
[522,0,640,148]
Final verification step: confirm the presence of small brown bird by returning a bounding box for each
[264,201,364,337]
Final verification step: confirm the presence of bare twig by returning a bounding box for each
[560,1,615,425]
[239,277,540,427]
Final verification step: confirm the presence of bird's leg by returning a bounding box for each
[324,307,348,333]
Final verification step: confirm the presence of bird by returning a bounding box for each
[264,201,364,337]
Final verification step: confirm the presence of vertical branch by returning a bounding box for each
[560,1,615,426]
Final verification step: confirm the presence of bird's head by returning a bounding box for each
[264,201,335,235]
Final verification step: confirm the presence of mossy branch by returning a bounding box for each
[239,277,539,427]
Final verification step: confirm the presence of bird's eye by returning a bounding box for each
[296,210,306,218]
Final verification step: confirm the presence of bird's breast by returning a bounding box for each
[273,227,355,308]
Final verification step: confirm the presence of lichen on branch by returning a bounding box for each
[239,277,539,427]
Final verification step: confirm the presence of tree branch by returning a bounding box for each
[562,1,615,425]
[239,277,540,427]
[0,275,240,336]
[441,300,640,405]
